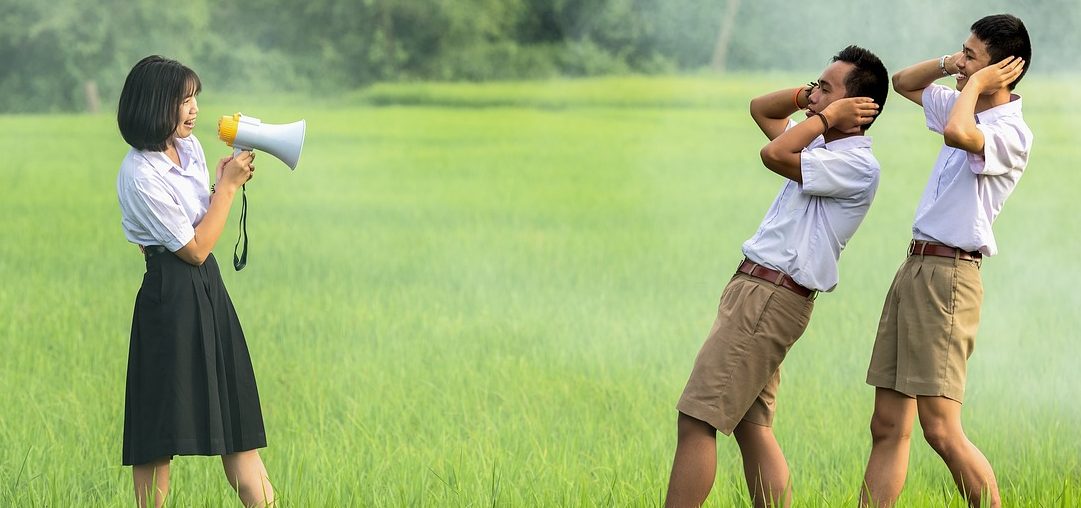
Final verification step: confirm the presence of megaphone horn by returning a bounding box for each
[218,113,306,170]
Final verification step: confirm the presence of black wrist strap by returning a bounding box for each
[233,184,248,271]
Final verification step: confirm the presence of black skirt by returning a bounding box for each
[123,249,266,466]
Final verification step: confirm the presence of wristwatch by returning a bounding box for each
[938,55,952,76]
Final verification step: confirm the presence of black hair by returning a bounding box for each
[117,55,202,152]
[831,45,889,131]
[971,14,1031,90]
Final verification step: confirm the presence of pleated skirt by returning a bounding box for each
[122,250,266,466]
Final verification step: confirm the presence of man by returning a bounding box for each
[665,46,888,508]
[860,14,1031,508]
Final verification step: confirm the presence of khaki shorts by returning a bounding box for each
[677,273,814,435]
[866,254,983,402]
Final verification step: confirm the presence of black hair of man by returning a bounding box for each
[971,14,1031,90]
[831,45,889,131]
[117,55,202,152]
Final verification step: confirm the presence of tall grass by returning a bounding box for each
[0,75,1078,506]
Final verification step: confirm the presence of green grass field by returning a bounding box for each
[1,75,1079,506]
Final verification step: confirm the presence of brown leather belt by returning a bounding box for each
[908,240,982,261]
[737,259,816,299]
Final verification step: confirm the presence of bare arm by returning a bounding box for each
[892,52,960,106]
[749,85,811,141]
[943,57,1025,153]
[174,151,254,266]
[759,98,879,182]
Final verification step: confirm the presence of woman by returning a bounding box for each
[116,55,273,508]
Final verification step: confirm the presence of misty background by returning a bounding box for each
[1,0,1078,113]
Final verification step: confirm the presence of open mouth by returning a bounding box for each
[183,119,196,129]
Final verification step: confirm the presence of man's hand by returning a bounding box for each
[750,85,814,141]
[820,97,879,134]
[967,56,1025,95]
[941,56,1024,154]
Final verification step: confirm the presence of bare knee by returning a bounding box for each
[733,420,772,445]
[223,452,273,507]
[921,421,963,456]
[133,457,171,482]
[677,412,716,442]
[869,411,911,445]
[235,480,271,504]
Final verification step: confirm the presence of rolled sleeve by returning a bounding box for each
[967,122,1032,176]
[801,148,873,199]
[923,84,957,134]
[131,175,195,251]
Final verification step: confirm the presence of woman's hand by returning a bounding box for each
[215,151,255,193]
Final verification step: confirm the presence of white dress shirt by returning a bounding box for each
[117,135,211,252]
[911,84,1033,256]
[742,121,881,292]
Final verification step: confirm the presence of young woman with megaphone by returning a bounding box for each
[115,55,274,508]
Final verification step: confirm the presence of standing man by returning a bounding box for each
[665,46,888,508]
[860,14,1031,508]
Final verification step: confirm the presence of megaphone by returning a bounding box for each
[217,113,306,169]
[215,112,306,272]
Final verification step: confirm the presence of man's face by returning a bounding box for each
[806,61,854,118]
[953,34,993,91]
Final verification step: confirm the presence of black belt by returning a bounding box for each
[143,245,169,260]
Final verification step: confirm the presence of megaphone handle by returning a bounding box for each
[232,184,248,271]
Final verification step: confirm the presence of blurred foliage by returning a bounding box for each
[0,0,1078,112]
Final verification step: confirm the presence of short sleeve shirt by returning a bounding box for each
[911,84,1033,256]
[117,135,211,252]
[742,121,881,292]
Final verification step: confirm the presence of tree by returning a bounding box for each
[710,0,741,73]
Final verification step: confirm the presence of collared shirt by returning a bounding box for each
[911,84,1033,256]
[117,135,211,252]
[742,121,880,292]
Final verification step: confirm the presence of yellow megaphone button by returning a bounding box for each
[217,113,241,146]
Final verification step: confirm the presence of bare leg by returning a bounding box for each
[222,450,275,507]
[916,396,1000,508]
[133,457,171,508]
[860,388,917,507]
[733,420,791,508]
[665,412,718,508]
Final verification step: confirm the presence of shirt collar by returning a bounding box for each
[975,93,1023,124]
[142,151,174,174]
[142,136,201,175]
[823,134,872,151]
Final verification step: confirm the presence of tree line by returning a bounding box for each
[1,0,1076,113]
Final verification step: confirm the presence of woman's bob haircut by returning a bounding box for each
[117,55,202,152]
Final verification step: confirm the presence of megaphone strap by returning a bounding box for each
[233,184,248,271]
